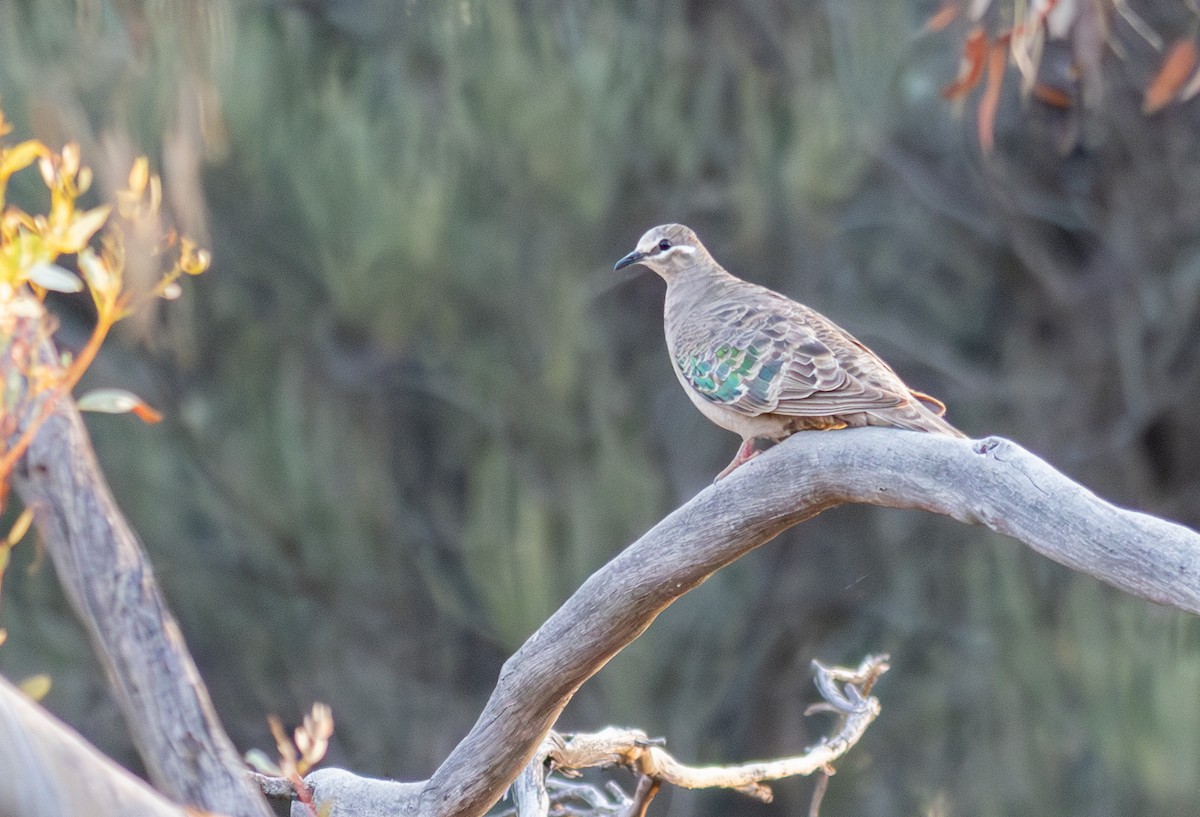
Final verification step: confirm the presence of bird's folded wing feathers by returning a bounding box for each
[674,301,908,417]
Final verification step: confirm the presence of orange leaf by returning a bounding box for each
[943,28,988,99]
[978,41,1008,152]
[1032,82,1072,108]
[1144,38,1198,114]
[925,2,959,32]
[131,402,164,424]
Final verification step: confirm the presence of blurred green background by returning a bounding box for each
[3,0,1200,814]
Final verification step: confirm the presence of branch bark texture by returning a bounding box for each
[9,304,1199,817]
[0,675,188,817]
[5,311,272,817]
[413,429,1200,817]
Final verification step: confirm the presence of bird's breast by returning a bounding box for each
[667,346,789,440]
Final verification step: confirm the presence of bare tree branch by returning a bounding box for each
[504,654,890,817]
[10,295,1200,817]
[251,771,300,800]
[0,674,189,817]
[4,316,272,817]
[298,429,1199,817]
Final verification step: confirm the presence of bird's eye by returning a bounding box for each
[657,239,672,252]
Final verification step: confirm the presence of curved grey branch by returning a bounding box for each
[9,368,1196,817]
[412,430,1200,817]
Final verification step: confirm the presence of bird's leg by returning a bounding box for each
[714,437,777,481]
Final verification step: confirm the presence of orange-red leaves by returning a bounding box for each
[1144,38,1198,114]
[978,41,1009,152]
[1032,82,1072,108]
[131,402,164,424]
[943,27,988,99]
[926,2,960,32]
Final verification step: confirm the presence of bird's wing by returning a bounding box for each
[673,298,908,418]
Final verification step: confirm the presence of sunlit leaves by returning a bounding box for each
[18,673,51,701]
[128,156,149,200]
[0,140,47,209]
[246,702,334,796]
[0,107,210,506]
[6,506,32,547]
[77,248,112,294]
[0,506,32,603]
[117,155,162,221]
[292,703,333,771]
[62,206,111,254]
[178,237,211,276]
[0,121,206,309]
[0,136,105,284]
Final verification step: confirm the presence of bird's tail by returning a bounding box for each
[869,392,967,438]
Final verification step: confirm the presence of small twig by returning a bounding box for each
[808,769,831,817]
[509,654,889,816]
[501,774,633,817]
[250,771,297,800]
[624,776,660,817]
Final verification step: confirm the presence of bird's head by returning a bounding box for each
[613,224,707,280]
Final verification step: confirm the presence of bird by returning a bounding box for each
[614,223,965,480]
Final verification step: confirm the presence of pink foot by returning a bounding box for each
[715,438,766,482]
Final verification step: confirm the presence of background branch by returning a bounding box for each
[0,674,188,817]
[6,317,272,817]
[5,385,1197,817]
[305,429,1200,817]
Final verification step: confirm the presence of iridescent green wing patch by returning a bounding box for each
[677,341,784,413]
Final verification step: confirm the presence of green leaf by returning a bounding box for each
[77,388,142,414]
[76,389,167,423]
[243,749,283,776]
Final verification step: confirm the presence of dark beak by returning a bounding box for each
[613,250,646,271]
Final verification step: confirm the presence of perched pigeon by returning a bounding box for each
[615,224,965,480]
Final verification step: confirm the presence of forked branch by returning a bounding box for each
[298,429,1200,817]
[9,323,1200,817]
[506,655,890,817]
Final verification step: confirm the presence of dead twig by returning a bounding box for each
[503,654,889,817]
